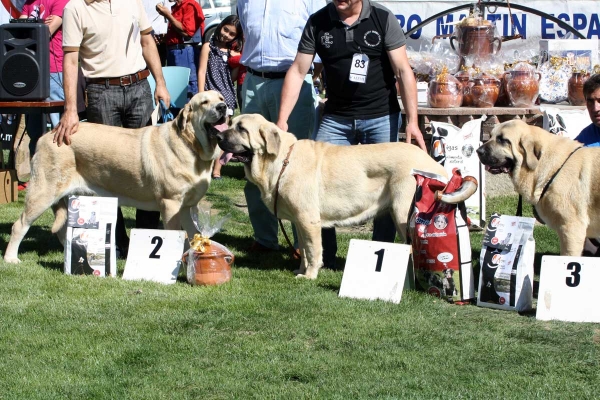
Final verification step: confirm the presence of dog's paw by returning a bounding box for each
[4,256,21,264]
[295,273,317,280]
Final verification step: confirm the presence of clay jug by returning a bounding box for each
[428,74,463,108]
[470,74,500,108]
[454,69,474,107]
[504,69,541,107]
[183,240,234,286]
[568,72,590,106]
[450,24,501,63]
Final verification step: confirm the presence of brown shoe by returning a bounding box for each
[246,241,276,252]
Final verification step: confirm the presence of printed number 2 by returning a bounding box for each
[374,249,385,272]
[566,262,581,287]
[149,236,163,259]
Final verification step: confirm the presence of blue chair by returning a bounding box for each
[146,66,191,109]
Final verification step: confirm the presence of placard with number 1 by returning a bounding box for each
[339,239,412,304]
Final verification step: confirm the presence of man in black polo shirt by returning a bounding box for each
[276,0,425,269]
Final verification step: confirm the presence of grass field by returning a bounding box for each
[0,163,598,399]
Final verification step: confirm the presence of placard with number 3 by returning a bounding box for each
[339,239,412,304]
[123,229,186,285]
[536,256,600,323]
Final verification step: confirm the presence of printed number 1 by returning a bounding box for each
[566,262,581,287]
[149,236,163,259]
[374,249,385,272]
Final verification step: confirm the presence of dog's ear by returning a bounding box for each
[176,102,191,133]
[519,134,542,171]
[259,123,281,156]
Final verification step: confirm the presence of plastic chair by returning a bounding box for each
[146,66,191,108]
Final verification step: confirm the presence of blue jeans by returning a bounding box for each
[86,79,160,251]
[316,113,401,269]
[167,46,198,99]
[27,72,64,155]
[242,73,316,249]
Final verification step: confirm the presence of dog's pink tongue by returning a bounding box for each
[219,151,234,165]
[214,122,228,132]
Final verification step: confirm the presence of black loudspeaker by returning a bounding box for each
[0,23,49,101]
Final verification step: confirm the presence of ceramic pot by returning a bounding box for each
[470,74,500,108]
[504,70,541,107]
[568,72,590,106]
[428,77,463,108]
[184,240,234,286]
[450,24,501,62]
[454,70,474,107]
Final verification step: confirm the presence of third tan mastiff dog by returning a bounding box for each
[477,119,600,256]
[216,114,475,279]
[4,91,227,263]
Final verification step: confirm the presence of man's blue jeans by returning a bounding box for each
[27,72,64,155]
[315,112,401,269]
[242,73,316,249]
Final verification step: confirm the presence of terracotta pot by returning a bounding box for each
[454,70,474,107]
[568,72,590,106]
[428,77,463,108]
[504,70,541,107]
[495,75,511,107]
[470,74,500,108]
[450,24,501,62]
[183,240,234,286]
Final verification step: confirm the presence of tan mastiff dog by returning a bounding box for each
[477,119,600,256]
[4,91,228,263]
[216,114,475,279]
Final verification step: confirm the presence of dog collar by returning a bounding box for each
[538,146,582,202]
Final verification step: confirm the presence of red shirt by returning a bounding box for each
[164,0,205,46]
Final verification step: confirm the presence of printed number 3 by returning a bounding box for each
[149,236,163,259]
[566,262,581,287]
[374,249,385,272]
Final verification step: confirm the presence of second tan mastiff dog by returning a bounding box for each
[4,91,228,263]
[477,119,600,256]
[216,114,475,279]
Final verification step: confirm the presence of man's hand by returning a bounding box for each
[154,83,171,110]
[155,3,171,18]
[405,121,427,152]
[53,110,79,147]
[276,120,288,132]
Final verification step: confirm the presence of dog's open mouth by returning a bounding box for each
[219,150,253,165]
[205,115,228,135]
[484,159,514,175]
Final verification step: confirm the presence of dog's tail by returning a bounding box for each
[51,199,68,234]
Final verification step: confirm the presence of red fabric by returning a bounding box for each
[228,54,246,85]
[164,0,205,46]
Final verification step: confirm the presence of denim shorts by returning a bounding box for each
[315,112,401,145]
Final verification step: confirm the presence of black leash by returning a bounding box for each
[273,144,300,260]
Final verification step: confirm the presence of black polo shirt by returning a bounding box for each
[299,0,405,119]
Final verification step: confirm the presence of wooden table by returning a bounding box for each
[399,102,587,140]
[0,100,64,168]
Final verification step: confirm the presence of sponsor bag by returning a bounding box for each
[410,169,475,303]
[477,213,535,312]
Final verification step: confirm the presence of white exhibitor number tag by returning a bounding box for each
[536,256,600,323]
[349,53,369,83]
[123,229,186,285]
[339,239,411,304]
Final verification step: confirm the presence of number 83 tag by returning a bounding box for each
[349,53,369,83]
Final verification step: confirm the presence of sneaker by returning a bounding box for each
[17,181,28,191]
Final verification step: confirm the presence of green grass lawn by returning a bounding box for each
[0,163,598,399]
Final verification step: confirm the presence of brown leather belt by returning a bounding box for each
[86,69,150,86]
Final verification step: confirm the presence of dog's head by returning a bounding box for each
[215,114,284,164]
[476,119,543,175]
[174,90,228,160]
